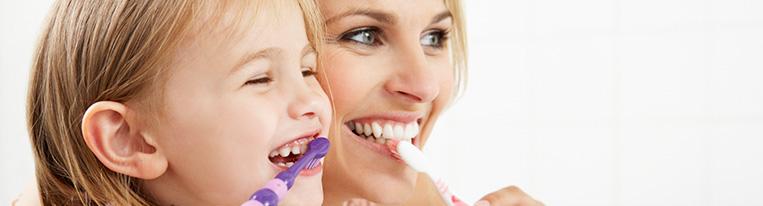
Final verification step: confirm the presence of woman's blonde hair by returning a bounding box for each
[444,0,468,100]
[26,0,323,205]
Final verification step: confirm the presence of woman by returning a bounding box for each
[316,0,544,205]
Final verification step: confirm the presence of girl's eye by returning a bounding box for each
[340,27,382,46]
[245,76,272,85]
[302,69,316,77]
[420,30,448,48]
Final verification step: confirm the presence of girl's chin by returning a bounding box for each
[280,174,324,205]
[279,191,323,205]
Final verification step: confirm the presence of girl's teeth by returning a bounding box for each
[372,122,382,138]
[382,124,394,139]
[363,123,372,136]
[270,151,278,157]
[279,147,291,157]
[269,137,318,167]
[291,146,301,155]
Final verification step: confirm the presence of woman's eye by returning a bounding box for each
[420,30,448,48]
[245,76,272,85]
[340,27,382,46]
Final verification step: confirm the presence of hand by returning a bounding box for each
[474,186,544,206]
[342,198,377,206]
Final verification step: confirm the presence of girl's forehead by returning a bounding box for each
[180,1,302,49]
[166,1,308,73]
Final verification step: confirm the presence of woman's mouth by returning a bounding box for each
[343,119,420,157]
[268,134,323,176]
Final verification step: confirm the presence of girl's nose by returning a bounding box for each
[287,81,327,121]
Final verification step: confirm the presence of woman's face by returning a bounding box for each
[141,1,330,205]
[318,0,455,203]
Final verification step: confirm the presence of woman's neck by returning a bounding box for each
[404,173,449,206]
[322,173,448,206]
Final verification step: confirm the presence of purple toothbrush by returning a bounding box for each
[241,137,330,206]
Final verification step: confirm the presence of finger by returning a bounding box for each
[478,186,538,206]
[479,186,521,205]
[343,198,377,206]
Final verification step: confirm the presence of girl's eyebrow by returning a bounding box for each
[231,47,282,74]
[230,44,313,75]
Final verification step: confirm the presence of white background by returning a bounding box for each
[2,1,762,205]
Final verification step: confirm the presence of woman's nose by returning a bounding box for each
[384,43,441,103]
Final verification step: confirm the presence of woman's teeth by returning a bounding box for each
[348,121,419,144]
[269,137,314,168]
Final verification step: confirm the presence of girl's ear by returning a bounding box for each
[81,101,167,179]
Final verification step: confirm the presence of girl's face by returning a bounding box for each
[317,0,455,204]
[142,1,330,205]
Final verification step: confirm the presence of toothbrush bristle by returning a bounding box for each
[307,159,318,169]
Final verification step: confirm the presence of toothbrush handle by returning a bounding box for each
[430,176,469,206]
[243,178,289,206]
[243,137,330,206]
[428,175,456,206]
[425,167,469,206]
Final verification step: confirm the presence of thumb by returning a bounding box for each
[474,200,490,206]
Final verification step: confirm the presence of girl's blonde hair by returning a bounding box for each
[26,0,323,205]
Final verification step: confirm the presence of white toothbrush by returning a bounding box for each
[387,140,466,206]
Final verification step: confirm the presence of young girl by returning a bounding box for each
[20,0,330,205]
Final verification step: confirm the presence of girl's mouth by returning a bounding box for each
[268,134,323,176]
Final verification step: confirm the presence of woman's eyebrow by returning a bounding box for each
[325,9,397,25]
[430,10,452,24]
[326,9,452,26]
